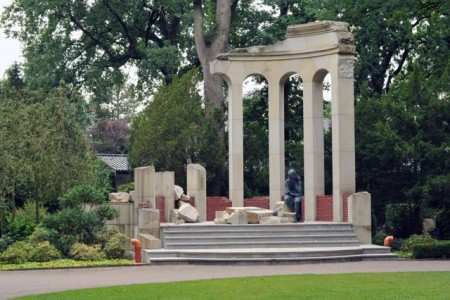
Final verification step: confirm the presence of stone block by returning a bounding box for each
[214,218,227,224]
[215,211,225,219]
[227,210,248,225]
[174,185,184,200]
[280,216,295,223]
[170,209,179,223]
[138,208,160,238]
[178,203,199,223]
[138,233,161,249]
[247,210,275,224]
[109,192,130,203]
[187,164,207,221]
[259,216,281,224]
[180,194,191,202]
[226,206,263,214]
[348,192,371,244]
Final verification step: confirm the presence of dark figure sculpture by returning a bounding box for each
[284,169,302,222]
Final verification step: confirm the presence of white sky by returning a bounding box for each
[0,0,22,77]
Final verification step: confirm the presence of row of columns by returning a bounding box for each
[224,58,355,222]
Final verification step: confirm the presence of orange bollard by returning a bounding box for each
[131,239,142,264]
[384,235,394,247]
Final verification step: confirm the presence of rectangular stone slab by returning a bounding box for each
[246,210,275,224]
[225,206,264,214]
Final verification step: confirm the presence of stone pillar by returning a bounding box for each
[331,56,356,222]
[138,208,160,238]
[348,192,372,244]
[155,171,175,222]
[268,78,285,210]
[187,164,207,221]
[134,166,156,208]
[228,80,244,207]
[303,79,325,221]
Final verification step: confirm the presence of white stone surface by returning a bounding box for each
[134,166,156,208]
[155,171,175,223]
[259,216,281,224]
[187,164,207,221]
[109,192,130,203]
[178,203,199,223]
[174,185,184,200]
[247,210,275,224]
[348,192,371,244]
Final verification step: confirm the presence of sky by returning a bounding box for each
[0,0,22,77]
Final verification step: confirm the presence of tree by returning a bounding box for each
[129,69,225,190]
[0,86,95,223]
[90,118,130,154]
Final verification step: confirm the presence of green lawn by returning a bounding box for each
[16,272,450,300]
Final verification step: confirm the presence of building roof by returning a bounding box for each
[97,154,130,171]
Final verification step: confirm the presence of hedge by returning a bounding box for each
[411,241,450,259]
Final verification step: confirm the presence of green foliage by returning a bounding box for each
[69,243,105,261]
[390,238,405,251]
[87,157,114,195]
[400,234,436,252]
[0,86,94,219]
[29,241,61,262]
[0,259,133,270]
[411,241,450,259]
[38,185,117,255]
[103,229,129,259]
[435,209,450,240]
[372,231,389,246]
[117,182,134,193]
[58,185,107,209]
[0,240,33,264]
[130,69,225,189]
[385,203,422,239]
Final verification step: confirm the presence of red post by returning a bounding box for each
[384,235,394,247]
[131,239,142,264]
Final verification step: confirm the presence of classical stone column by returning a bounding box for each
[303,78,325,221]
[134,166,156,208]
[268,77,285,210]
[228,80,244,207]
[331,56,356,222]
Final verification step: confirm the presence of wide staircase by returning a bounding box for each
[142,222,397,265]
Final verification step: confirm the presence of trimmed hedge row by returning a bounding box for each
[411,241,450,259]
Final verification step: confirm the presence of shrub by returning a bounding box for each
[29,225,77,256]
[29,241,61,262]
[435,209,450,240]
[0,241,33,264]
[104,231,129,259]
[117,182,134,193]
[385,203,422,239]
[390,238,404,251]
[411,241,450,259]
[69,243,105,261]
[400,234,436,252]
[373,230,389,246]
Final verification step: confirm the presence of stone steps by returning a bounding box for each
[143,222,397,264]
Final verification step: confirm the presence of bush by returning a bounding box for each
[29,225,77,256]
[0,241,33,264]
[390,238,405,251]
[435,209,450,240]
[373,230,389,246]
[29,241,61,262]
[69,243,105,261]
[117,182,134,193]
[411,241,450,259]
[385,203,422,239]
[400,234,436,252]
[103,230,129,259]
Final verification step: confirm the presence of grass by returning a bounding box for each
[15,272,450,300]
[0,259,133,271]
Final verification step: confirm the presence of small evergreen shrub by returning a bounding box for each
[69,243,105,261]
[411,241,450,259]
[104,231,129,259]
[29,241,61,262]
[390,238,404,251]
[373,231,389,246]
[117,182,134,193]
[0,241,33,264]
[400,234,436,252]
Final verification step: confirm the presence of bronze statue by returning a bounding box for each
[284,169,302,222]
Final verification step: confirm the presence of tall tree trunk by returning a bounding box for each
[193,0,233,195]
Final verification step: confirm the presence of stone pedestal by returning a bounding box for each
[155,171,175,223]
[348,192,372,244]
[187,164,207,221]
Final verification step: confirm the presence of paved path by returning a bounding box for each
[1,260,450,299]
